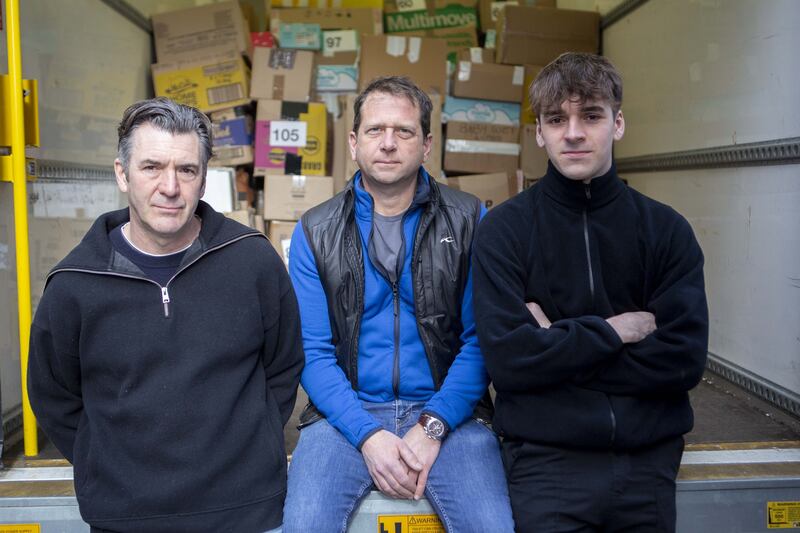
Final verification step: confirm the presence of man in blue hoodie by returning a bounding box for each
[283,76,513,532]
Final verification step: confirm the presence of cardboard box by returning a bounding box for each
[263,175,334,220]
[318,30,360,65]
[317,65,359,92]
[270,0,383,8]
[452,62,525,103]
[520,64,544,125]
[267,220,296,267]
[519,123,548,179]
[495,6,600,66]
[478,0,555,32]
[152,1,249,63]
[212,114,254,146]
[344,93,443,181]
[270,8,383,35]
[278,23,323,50]
[152,52,251,113]
[457,47,494,63]
[254,100,329,176]
[210,145,255,166]
[384,0,478,56]
[359,35,449,96]
[446,172,518,209]
[443,96,520,124]
[251,48,316,102]
[444,121,519,175]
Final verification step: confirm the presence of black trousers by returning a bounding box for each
[502,436,684,533]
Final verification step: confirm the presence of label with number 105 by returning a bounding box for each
[270,121,307,147]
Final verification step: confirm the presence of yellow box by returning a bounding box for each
[152,52,251,113]
[254,100,329,176]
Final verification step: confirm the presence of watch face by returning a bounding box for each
[426,417,445,438]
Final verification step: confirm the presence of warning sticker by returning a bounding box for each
[768,501,800,528]
[0,525,41,533]
[378,514,445,533]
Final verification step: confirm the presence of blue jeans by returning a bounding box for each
[283,400,514,532]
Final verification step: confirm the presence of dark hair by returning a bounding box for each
[117,97,213,174]
[530,52,623,118]
[353,76,432,138]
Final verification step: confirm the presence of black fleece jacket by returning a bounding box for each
[28,201,304,532]
[473,163,708,451]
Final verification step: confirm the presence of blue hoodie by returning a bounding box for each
[289,170,488,448]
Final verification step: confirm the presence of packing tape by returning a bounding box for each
[457,61,472,82]
[512,66,524,86]
[445,139,520,155]
[386,36,406,57]
[407,37,422,63]
[273,75,285,100]
[291,175,308,194]
[469,47,483,63]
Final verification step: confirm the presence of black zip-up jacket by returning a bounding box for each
[28,201,304,532]
[298,175,493,429]
[473,163,709,450]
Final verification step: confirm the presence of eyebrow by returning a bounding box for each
[581,105,607,114]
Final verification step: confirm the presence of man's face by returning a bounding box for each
[114,123,205,251]
[536,96,625,182]
[349,92,432,189]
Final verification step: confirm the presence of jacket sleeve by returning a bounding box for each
[27,280,83,463]
[577,215,709,396]
[262,264,305,427]
[423,206,490,430]
[288,221,382,448]
[473,207,623,393]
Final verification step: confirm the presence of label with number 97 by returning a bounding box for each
[270,121,307,147]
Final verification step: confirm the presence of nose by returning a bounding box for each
[379,128,398,151]
[565,117,586,143]
[158,167,180,197]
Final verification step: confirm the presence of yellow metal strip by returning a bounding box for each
[5,0,39,456]
[686,441,800,452]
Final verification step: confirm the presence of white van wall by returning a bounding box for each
[604,0,800,394]
[0,0,152,428]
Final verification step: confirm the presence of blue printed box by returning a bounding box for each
[212,115,254,147]
[443,96,520,125]
[316,65,358,92]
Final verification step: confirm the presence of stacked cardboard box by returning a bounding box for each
[383,0,479,57]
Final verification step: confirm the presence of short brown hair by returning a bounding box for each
[529,52,623,118]
[353,76,432,138]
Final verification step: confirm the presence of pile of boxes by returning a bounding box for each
[150,0,601,260]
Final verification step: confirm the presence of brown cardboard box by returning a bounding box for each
[446,172,517,209]
[270,7,383,35]
[457,47,494,63]
[478,0,555,32]
[520,64,544,124]
[330,94,351,193]
[251,48,316,102]
[495,6,600,66]
[152,1,249,63]
[263,175,335,220]
[344,93,444,181]
[452,62,525,103]
[519,123,548,179]
[444,121,519,175]
[152,52,251,113]
[267,220,296,266]
[384,0,478,55]
[359,35,449,96]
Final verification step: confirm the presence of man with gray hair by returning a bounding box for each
[28,97,304,532]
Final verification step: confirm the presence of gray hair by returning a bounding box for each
[353,76,432,138]
[117,97,213,175]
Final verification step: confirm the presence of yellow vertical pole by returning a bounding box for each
[5,0,39,456]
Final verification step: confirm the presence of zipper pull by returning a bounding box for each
[392,282,400,317]
[161,286,171,318]
[585,184,592,200]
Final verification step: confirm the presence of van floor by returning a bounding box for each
[3,370,799,468]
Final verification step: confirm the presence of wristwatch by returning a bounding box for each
[418,413,448,441]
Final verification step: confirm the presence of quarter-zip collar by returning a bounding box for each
[352,169,432,224]
[541,160,626,212]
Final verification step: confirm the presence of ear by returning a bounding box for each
[421,132,433,162]
[613,110,625,141]
[535,121,545,148]
[199,175,207,198]
[114,159,129,193]
[348,130,358,161]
